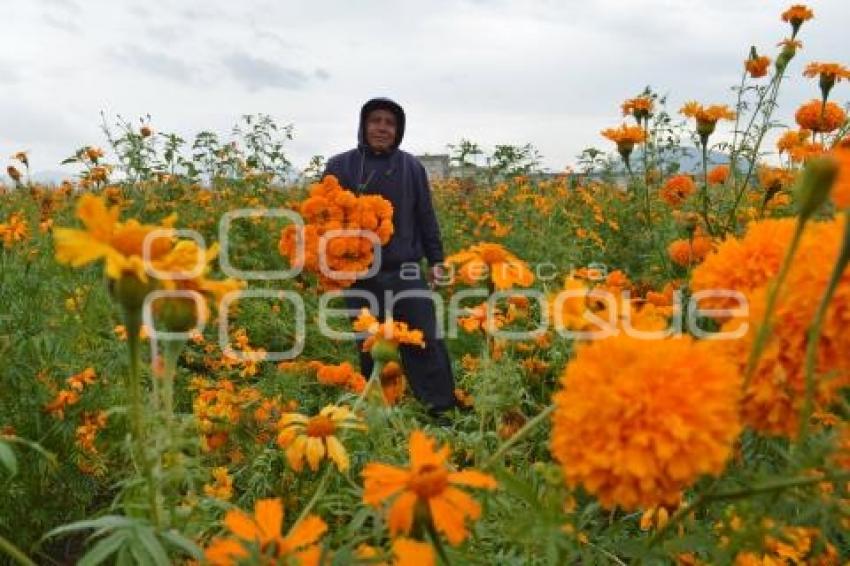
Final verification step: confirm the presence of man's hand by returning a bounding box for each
[427,262,449,290]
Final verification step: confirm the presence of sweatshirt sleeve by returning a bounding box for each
[414,161,446,265]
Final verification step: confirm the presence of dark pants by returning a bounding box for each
[344,267,456,412]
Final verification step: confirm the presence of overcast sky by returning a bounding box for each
[2,0,849,178]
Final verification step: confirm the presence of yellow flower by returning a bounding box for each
[203,466,234,501]
[445,242,534,290]
[276,405,364,472]
[54,193,175,281]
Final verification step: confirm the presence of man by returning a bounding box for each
[323,97,457,416]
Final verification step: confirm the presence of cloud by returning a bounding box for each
[41,12,80,33]
[111,45,195,83]
[221,52,310,91]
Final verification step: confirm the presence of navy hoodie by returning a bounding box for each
[323,98,445,269]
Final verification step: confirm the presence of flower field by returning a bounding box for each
[3,5,850,565]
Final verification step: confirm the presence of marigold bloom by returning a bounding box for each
[781,4,814,36]
[203,466,234,500]
[315,361,366,393]
[660,175,697,206]
[621,97,654,122]
[718,216,850,437]
[803,62,850,96]
[757,166,795,198]
[380,361,407,405]
[680,102,736,141]
[745,55,771,79]
[788,141,826,163]
[0,212,29,248]
[445,242,534,290]
[204,498,326,566]
[601,124,647,162]
[550,335,741,510]
[667,234,712,267]
[457,302,506,334]
[276,404,364,472]
[362,430,498,545]
[353,309,426,363]
[707,165,730,185]
[794,100,846,133]
[776,129,811,155]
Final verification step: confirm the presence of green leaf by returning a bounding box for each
[77,531,128,566]
[134,527,170,566]
[0,441,17,476]
[43,515,137,542]
[160,531,203,560]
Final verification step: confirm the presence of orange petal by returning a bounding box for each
[387,490,418,537]
[448,469,498,490]
[361,463,410,506]
[392,537,436,566]
[204,537,249,565]
[284,515,327,550]
[254,498,284,541]
[441,486,482,521]
[409,430,449,470]
[223,509,261,541]
[429,493,469,546]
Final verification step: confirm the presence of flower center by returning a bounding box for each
[408,464,449,499]
[305,415,336,438]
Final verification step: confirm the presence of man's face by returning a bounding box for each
[365,108,397,153]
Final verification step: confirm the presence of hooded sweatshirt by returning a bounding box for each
[323,98,445,269]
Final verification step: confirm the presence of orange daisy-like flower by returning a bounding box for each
[745,55,771,79]
[276,404,364,472]
[794,100,847,133]
[457,302,506,334]
[803,62,850,82]
[621,97,654,122]
[707,165,730,185]
[601,124,648,161]
[353,308,426,363]
[717,216,850,437]
[788,141,826,164]
[781,4,814,35]
[0,212,28,248]
[660,175,697,206]
[315,361,366,393]
[362,430,498,545]
[445,242,534,290]
[757,166,795,198]
[204,498,327,566]
[550,334,741,510]
[680,102,736,140]
[776,129,811,155]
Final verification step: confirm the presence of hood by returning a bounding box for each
[358,97,406,152]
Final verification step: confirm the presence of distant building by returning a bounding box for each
[416,154,450,180]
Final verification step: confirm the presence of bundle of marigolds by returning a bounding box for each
[279,174,394,290]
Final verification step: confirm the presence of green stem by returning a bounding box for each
[483,404,554,469]
[728,67,749,188]
[743,218,806,389]
[0,534,36,566]
[700,141,714,236]
[799,210,850,440]
[725,74,785,233]
[125,309,161,529]
[293,466,333,526]
[425,513,453,566]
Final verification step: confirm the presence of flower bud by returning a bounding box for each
[795,155,838,220]
[110,273,158,311]
[157,296,204,333]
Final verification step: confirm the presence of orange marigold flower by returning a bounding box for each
[445,242,534,290]
[757,166,795,197]
[44,390,80,419]
[361,430,498,545]
[781,4,814,35]
[691,217,797,316]
[718,216,850,437]
[380,361,407,405]
[745,55,771,79]
[550,335,741,510]
[204,498,326,566]
[668,234,713,267]
[660,175,696,206]
[795,100,847,133]
[621,97,654,122]
[315,361,366,393]
[788,141,826,163]
[203,466,234,501]
[66,367,96,391]
[803,62,850,82]
[353,308,426,363]
[601,124,647,161]
[680,102,736,140]
[777,38,803,50]
[707,165,730,185]
[457,302,506,334]
[776,129,811,154]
